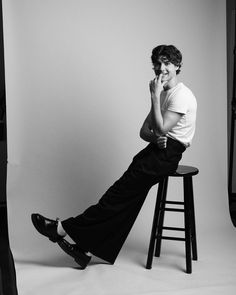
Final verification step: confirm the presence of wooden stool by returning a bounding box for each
[146,165,199,274]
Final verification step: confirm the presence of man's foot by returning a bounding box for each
[31,213,63,242]
[57,239,91,269]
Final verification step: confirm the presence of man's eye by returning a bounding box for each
[153,64,161,69]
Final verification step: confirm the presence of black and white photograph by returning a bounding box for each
[0,0,236,294]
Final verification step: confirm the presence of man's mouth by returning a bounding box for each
[161,73,168,78]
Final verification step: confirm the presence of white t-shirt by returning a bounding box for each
[160,82,197,147]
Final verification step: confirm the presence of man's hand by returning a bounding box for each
[156,135,167,149]
[149,74,166,98]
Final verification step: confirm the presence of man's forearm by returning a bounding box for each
[151,95,164,136]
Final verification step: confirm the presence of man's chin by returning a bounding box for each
[161,76,168,82]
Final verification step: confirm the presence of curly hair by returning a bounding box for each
[151,45,182,75]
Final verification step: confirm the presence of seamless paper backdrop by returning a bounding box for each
[3,0,229,262]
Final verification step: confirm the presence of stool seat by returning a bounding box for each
[170,165,199,177]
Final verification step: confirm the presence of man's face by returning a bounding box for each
[152,56,179,83]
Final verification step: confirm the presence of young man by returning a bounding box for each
[31,45,197,269]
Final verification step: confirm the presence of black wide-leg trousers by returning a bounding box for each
[61,138,185,264]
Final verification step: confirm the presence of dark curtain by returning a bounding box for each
[0,0,18,293]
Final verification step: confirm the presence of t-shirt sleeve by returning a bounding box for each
[167,91,189,115]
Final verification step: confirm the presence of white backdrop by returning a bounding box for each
[3,0,230,263]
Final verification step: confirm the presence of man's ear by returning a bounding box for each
[175,65,179,72]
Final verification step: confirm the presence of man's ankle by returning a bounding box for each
[57,219,67,237]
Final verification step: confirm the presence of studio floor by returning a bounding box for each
[13,224,236,295]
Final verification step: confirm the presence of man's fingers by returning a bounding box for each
[157,136,167,142]
[157,136,167,149]
[157,73,163,82]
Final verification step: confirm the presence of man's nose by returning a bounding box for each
[160,63,165,72]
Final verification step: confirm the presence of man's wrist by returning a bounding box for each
[150,131,158,143]
[151,93,161,102]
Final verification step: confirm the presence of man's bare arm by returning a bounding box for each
[139,112,158,143]
[149,75,182,135]
[140,112,171,149]
[151,107,182,135]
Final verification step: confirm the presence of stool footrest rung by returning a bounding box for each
[157,235,186,241]
[162,208,185,212]
[162,226,185,231]
[165,201,184,205]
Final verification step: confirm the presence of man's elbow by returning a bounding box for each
[152,126,165,136]
[139,128,144,139]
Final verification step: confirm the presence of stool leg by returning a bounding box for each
[146,179,165,269]
[154,177,168,257]
[188,176,198,261]
[184,177,192,274]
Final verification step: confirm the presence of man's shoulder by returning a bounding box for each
[166,83,197,112]
[171,83,196,101]
[174,82,193,94]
